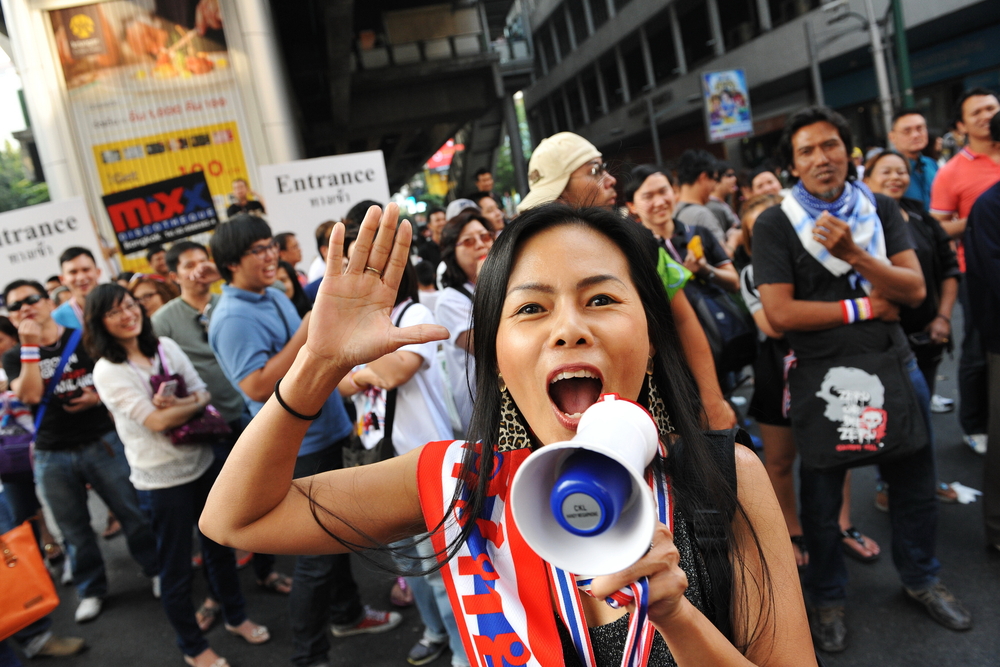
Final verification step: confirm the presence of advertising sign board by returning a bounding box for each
[701,69,754,143]
[0,198,109,284]
[102,172,219,254]
[257,151,391,272]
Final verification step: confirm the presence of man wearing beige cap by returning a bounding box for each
[516,132,736,430]
[517,132,617,212]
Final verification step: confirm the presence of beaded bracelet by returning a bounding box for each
[19,346,40,363]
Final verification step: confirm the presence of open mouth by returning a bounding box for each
[548,368,603,420]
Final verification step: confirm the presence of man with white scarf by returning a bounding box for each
[752,106,971,654]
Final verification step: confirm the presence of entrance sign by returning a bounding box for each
[102,172,219,254]
[258,151,391,271]
[701,69,754,143]
[0,198,107,284]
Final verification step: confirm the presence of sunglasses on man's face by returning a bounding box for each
[7,293,45,312]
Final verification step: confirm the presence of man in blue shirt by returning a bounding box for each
[889,109,938,209]
[208,214,401,667]
[51,247,103,329]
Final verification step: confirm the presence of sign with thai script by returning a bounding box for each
[0,198,108,284]
[257,151,391,272]
[701,69,753,143]
[101,172,219,254]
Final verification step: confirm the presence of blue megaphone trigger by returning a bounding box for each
[550,450,633,536]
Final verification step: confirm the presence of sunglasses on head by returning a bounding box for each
[7,293,44,312]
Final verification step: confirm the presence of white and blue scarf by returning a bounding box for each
[781,180,887,292]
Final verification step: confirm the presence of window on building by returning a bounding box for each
[645,9,679,83]
[720,0,760,50]
[552,93,570,132]
[538,24,557,68]
[676,0,713,68]
[567,0,590,43]
[590,0,609,31]
[553,12,571,56]
[598,51,625,110]
[535,43,548,76]
[768,0,821,29]
[614,0,633,11]
[621,34,649,100]
[566,83,586,128]
[580,66,604,119]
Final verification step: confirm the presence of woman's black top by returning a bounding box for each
[898,197,960,335]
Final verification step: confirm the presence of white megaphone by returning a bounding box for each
[510,393,659,575]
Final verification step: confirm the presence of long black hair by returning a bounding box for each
[83,283,159,363]
[278,261,312,317]
[302,203,773,652]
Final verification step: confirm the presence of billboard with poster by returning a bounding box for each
[701,69,753,143]
[102,171,219,254]
[48,1,256,272]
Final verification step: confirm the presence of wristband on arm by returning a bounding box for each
[840,297,873,324]
[20,346,40,363]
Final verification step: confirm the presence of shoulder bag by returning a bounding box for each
[787,343,928,471]
[343,301,416,468]
[0,520,59,640]
[145,344,230,446]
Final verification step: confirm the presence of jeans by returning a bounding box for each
[958,279,989,435]
[800,357,940,606]
[393,536,469,667]
[289,439,364,667]
[137,458,246,657]
[33,431,158,599]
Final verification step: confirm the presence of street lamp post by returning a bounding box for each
[861,0,895,136]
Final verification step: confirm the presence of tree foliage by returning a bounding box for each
[0,142,49,213]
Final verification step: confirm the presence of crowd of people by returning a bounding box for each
[1,89,999,667]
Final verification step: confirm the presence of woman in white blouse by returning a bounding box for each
[86,284,268,667]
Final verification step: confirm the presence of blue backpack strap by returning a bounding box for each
[33,328,84,433]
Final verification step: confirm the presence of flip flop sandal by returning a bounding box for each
[196,602,221,633]
[936,482,959,503]
[225,623,270,645]
[790,535,808,572]
[841,527,880,563]
[257,572,293,595]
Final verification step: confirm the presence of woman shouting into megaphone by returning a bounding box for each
[201,203,816,667]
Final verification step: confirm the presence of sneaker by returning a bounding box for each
[964,434,987,455]
[904,583,972,631]
[807,604,846,653]
[152,575,161,599]
[75,597,103,623]
[930,394,955,413]
[61,559,73,586]
[330,606,403,637]
[32,634,87,658]
[407,637,448,666]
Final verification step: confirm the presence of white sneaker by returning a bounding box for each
[965,434,988,455]
[75,597,103,623]
[930,394,955,413]
[61,559,73,586]
[152,575,161,599]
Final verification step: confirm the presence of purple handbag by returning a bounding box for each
[149,344,231,446]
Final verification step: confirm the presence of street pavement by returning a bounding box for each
[11,310,1000,666]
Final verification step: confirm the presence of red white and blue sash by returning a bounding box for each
[418,440,672,667]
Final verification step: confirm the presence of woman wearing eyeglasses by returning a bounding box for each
[434,210,495,435]
[87,284,270,667]
[129,274,180,317]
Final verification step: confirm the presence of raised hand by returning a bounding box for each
[307,204,448,375]
[17,319,42,347]
[812,211,862,264]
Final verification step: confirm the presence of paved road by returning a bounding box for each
[10,312,999,666]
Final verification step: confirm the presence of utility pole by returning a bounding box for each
[804,21,825,106]
[890,0,914,108]
[862,0,895,136]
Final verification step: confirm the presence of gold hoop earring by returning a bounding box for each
[498,373,507,393]
[646,356,655,376]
